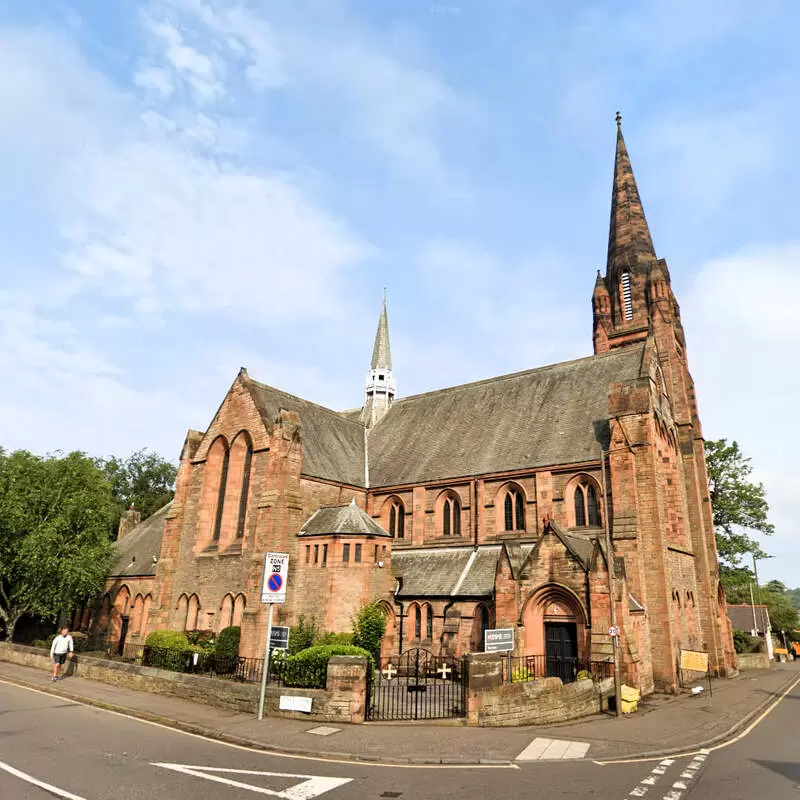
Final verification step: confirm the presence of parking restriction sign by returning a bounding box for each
[261,552,289,604]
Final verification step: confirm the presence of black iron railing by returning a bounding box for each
[501,654,613,684]
[103,643,327,688]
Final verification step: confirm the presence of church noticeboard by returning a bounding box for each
[680,649,708,673]
[485,628,514,653]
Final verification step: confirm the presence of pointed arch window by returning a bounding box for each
[388,500,405,539]
[415,605,422,640]
[621,271,633,320]
[425,604,433,640]
[212,448,230,542]
[442,495,461,536]
[235,441,253,539]
[573,479,601,527]
[503,488,526,531]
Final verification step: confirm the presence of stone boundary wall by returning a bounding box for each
[735,652,771,670]
[464,653,614,726]
[0,643,367,724]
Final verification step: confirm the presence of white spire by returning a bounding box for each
[361,292,396,428]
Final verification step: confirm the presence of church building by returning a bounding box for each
[93,119,736,695]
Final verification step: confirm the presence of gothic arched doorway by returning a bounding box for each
[522,585,588,683]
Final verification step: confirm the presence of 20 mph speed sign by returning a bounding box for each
[261,552,289,604]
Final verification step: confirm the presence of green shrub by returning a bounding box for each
[733,629,762,654]
[214,626,241,674]
[288,616,319,655]
[575,669,592,682]
[143,630,199,671]
[279,644,373,688]
[187,629,216,653]
[316,632,354,647]
[31,639,49,649]
[351,601,386,663]
[145,630,190,650]
[510,666,534,683]
[216,626,241,660]
[71,632,90,652]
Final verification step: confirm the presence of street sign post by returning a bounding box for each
[270,626,290,651]
[258,552,289,721]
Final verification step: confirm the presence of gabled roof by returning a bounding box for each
[242,373,367,487]
[392,546,502,598]
[299,500,389,537]
[727,604,771,634]
[367,344,645,487]
[111,502,172,578]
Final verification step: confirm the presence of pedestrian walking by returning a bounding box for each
[50,626,74,681]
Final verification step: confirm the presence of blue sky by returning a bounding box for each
[1,0,799,585]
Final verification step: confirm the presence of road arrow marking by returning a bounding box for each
[152,763,352,798]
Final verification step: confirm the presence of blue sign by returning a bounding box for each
[267,573,283,592]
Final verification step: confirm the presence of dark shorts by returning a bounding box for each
[53,653,68,665]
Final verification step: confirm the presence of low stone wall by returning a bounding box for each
[464,653,614,727]
[0,643,367,723]
[735,652,771,670]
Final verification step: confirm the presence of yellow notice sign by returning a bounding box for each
[680,650,709,673]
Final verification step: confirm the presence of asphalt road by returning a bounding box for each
[0,677,797,800]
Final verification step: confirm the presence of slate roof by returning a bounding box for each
[111,502,172,578]
[728,604,770,634]
[392,546,501,598]
[243,374,366,487]
[299,501,390,537]
[367,344,646,487]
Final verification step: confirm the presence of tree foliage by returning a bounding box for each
[0,449,115,641]
[100,449,177,533]
[351,601,387,662]
[705,439,773,567]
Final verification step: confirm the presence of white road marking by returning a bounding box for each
[624,758,678,797]
[0,759,88,800]
[153,763,352,799]
[596,675,800,766]
[0,678,515,770]
[623,753,709,800]
[515,737,590,761]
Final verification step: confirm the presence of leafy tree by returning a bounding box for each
[101,449,177,534]
[705,439,773,568]
[760,587,799,634]
[287,615,319,655]
[351,601,387,663]
[0,449,115,641]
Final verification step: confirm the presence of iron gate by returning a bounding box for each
[367,648,466,721]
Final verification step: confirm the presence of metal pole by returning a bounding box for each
[601,449,622,718]
[749,581,758,634]
[257,603,275,721]
[752,554,764,631]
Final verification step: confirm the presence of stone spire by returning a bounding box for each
[593,114,672,354]
[361,292,396,428]
[607,112,656,276]
[370,291,392,370]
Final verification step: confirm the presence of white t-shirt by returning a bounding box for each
[50,634,74,656]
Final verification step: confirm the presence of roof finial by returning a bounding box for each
[615,110,622,128]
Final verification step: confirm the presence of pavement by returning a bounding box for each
[0,659,798,766]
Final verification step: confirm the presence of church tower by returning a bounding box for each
[361,294,396,428]
[592,113,686,356]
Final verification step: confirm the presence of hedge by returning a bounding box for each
[279,644,373,689]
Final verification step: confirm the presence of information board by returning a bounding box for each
[484,628,515,653]
[261,552,289,604]
[680,649,709,673]
[270,625,290,650]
